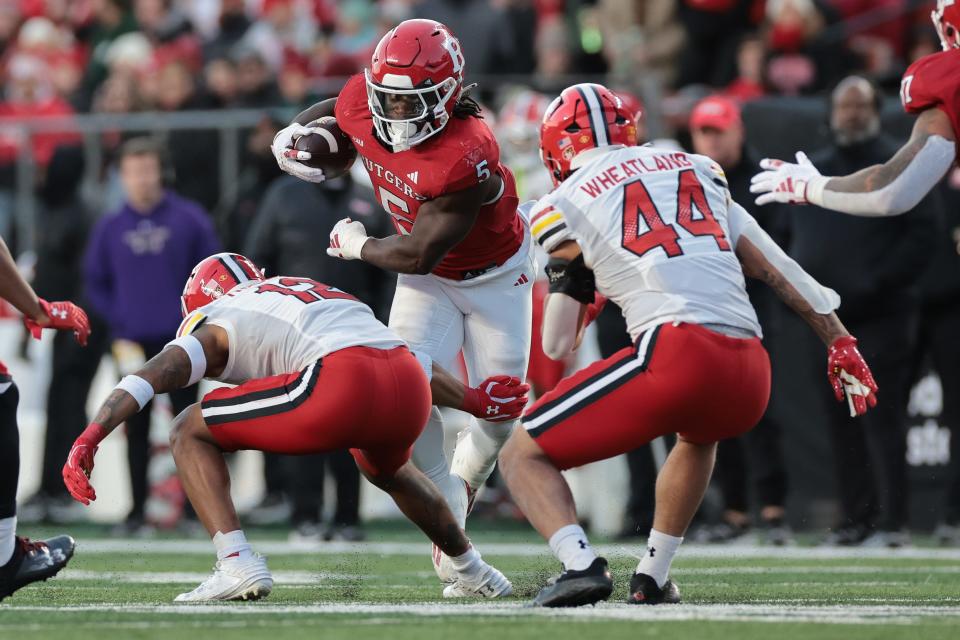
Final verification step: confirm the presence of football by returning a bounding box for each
[293,117,357,180]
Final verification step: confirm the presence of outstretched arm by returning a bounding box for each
[751,108,956,217]
[427,360,529,423]
[63,325,228,504]
[729,202,878,416]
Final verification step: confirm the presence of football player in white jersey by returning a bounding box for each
[498,84,879,607]
[61,253,528,602]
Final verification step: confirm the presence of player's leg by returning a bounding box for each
[452,253,533,493]
[355,457,511,598]
[168,403,272,603]
[0,379,75,601]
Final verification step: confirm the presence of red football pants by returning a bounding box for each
[200,346,432,477]
[522,322,771,470]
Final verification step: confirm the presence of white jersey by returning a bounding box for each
[175,276,404,384]
[532,145,762,341]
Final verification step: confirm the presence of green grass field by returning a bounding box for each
[3,522,959,639]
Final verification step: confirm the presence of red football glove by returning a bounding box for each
[827,336,879,417]
[63,423,108,505]
[460,375,531,422]
[583,293,607,329]
[24,299,90,346]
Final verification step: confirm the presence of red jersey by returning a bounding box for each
[901,48,960,160]
[335,74,523,280]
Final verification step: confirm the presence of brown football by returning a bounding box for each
[293,117,357,179]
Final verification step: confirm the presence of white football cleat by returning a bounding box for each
[174,553,273,602]
[442,561,513,599]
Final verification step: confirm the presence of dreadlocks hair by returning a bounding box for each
[453,88,483,119]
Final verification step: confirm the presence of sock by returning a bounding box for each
[450,418,514,490]
[0,516,16,566]
[448,545,482,574]
[636,529,683,587]
[548,524,596,571]
[213,530,252,561]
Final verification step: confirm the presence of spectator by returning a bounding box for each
[83,137,221,534]
[243,0,317,72]
[203,56,240,108]
[787,77,938,547]
[232,46,282,108]
[19,146,107,524]
[134,0,194,46]
[203,0,254,61]
[78,0,139,110]
[724,32,767,102]
[243,170,395,541]
[675,0,759,88]
[412,0,515,76]
[689,95,792,545]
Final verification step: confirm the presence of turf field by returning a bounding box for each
[3,523,959,639]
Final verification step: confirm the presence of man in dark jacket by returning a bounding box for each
[84,137,221,534]
[689,95,792,544]
[789,76,938,546]
[244,172,394,540]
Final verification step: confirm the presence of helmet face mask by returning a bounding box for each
[181,253,264,317]
[933,0,960,50]
[364,69,458,149]
[365,19,465,151]
[539,83,638,187]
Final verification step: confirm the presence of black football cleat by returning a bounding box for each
[0,535,75,602]
[626,572,681,605]
[532,557,614,607]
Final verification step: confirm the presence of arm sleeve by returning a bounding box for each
[808,135,956,217]
[728,201,841,314]
[528,199,575,253]
[541,292,583,360]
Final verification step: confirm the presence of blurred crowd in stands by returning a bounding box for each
[1,0,958,546]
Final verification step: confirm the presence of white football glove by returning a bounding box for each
[271,122,326,183]
[327,217,369,260]
[749,151,828,206]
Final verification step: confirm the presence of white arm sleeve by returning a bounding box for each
[807,135,955,217]
[728,201,841,314]
[541,293,583,360]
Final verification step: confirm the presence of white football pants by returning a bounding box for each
[389,233,534,527]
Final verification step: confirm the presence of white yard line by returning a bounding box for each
[72,539,960,561]
[5,602,960,625]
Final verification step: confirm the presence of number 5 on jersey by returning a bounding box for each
[622,169,730,259]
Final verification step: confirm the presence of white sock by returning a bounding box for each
[448,545,483,574]
[548,524,596,571]
[636,529,683,587]
[0,516,16,566]
[213,530,252,561]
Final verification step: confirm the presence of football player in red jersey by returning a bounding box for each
[62,253,527,601]
[750,0,959,216]
[271,19,534,582]
[0,235,88,601]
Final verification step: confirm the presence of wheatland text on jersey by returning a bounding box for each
[579,153,695,198]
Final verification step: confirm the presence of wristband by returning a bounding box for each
[116,374,155,410]
[545,254,596,305]
[166,334,208,385]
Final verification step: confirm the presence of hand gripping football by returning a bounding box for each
[293,117,357,180]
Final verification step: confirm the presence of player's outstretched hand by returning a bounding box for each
[827,336,879,417]
[327,217,369,260]
[24,299,90,346]
[750,151,823,206]
[271,121,326,183]
[63,423,107,505]
[461,375,531,422]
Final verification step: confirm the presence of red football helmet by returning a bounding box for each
[540,83,638,187]
[933,0,960,50]
[181,252,264,316]
[365,19,466,150]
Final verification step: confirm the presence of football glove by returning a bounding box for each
[461,375,531,422]
[63,423,108,505]
[271,121,326,183]
[750,151,827,206]
[827,336,879,417]
[327,217,369,260]
[24,298,90,346]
